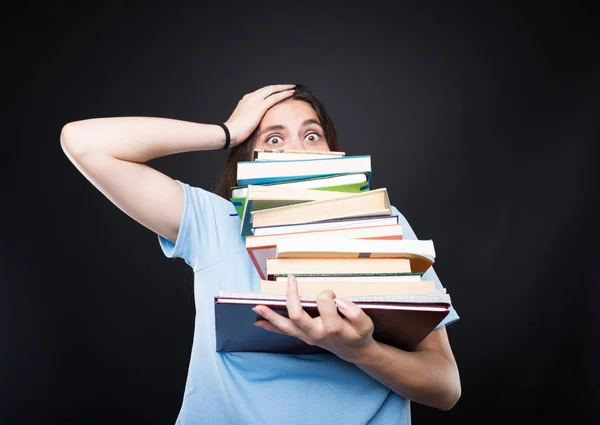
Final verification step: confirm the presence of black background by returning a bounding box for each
[2,1,599,424]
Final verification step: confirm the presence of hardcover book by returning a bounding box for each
[246,224,404,279]
[250,188,391,229]
[230,173,369,219]
[253,149,346,161]
[214,291,451,354]
[236,155,372,186]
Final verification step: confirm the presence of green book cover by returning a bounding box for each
[231,197,245,219]
[231,173,369,197]
[230,180,369,221]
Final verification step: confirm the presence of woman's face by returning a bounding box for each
[253,100,330,152]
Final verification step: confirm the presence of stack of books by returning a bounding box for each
[214,149,453,354]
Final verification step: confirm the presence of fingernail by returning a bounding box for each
[335,298,348,310]
[288,274,296,285]
[252,306,263,316]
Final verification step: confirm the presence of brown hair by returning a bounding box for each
[213,84,341,199]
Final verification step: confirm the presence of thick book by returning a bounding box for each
[246,224,403,279]
[230,173,369,219]
[250,188,391,229]
[266,257,413,277]
[260,278,436,298]
[214,291,451,354]
[253,149,346,161]
[239,185,356,237]
[231,173,369,198]
[275,238,436,273]
[252,214,399,236]
[271,273,422,282]
[236,155,372,186]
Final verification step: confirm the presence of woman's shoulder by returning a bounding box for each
[177,180,236,211]
[163,180,244,269]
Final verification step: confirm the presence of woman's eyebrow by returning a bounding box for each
[301,118,322,128]
[258,119,322,137]
[259,124,285,137]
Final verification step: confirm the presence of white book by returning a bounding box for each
[252,215,398,236]
[253,149,346,161]
[237,155,371,186]
[231,173,367,198]
[273,275,422,283]
[275,238,436,273]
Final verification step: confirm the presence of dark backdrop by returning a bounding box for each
[2,1,599,424]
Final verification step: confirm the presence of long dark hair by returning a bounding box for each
[214,84,341,199]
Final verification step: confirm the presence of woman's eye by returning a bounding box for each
[266,136,283,145]
[305,132,322,142]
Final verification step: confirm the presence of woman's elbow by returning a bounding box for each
[438,378,462,411]
[60,122,90,159]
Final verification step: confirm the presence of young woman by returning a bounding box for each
[60,84,461,424]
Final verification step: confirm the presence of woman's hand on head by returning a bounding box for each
[224,84,296,147]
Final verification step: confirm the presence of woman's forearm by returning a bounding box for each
[353,341,461,411]
[61,117,226,162]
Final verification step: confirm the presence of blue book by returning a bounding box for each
[214,291,451,354]
[236,155,372,187]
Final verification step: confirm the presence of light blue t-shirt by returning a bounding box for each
[158,181,459,425]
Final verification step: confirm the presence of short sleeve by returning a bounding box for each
[391,206,460,329]
[157,180,245,271]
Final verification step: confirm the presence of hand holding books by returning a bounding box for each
[252,274,379,363]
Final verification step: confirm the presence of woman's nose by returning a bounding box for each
[286,137,307,151]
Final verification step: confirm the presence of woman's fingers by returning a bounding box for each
[316,290,345,338]
[239,84,295,109]
[224,84,296,146]
[264,89,295,107]
[335,298,374,338]
[253,305,313,344]
[257,84,296,98]
[286,275,315,331]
